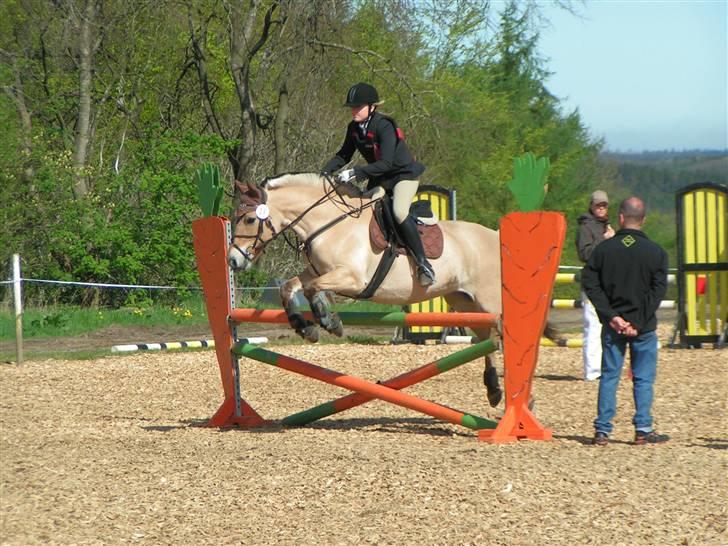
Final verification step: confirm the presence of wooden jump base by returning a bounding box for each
[192,210,565,443]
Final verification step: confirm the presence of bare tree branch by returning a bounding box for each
[187,6,227,140]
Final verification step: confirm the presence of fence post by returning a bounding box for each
[12,254,23,364]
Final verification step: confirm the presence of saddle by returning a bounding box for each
[368,199,444,259]
[357,197,444,299]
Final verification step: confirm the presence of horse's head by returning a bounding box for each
[227,172,347,270]
[227,180,277,270]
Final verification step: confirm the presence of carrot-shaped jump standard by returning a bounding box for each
[479,153,566,443]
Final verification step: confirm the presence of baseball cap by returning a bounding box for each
[590,190,609,205]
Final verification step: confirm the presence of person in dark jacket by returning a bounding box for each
[321,82,435,286]
[575,190,615,380]
[582,197,670,446]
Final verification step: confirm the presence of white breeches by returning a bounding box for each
[582,291,603,380]
[392,179,420,224]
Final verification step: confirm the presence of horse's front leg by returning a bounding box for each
[303,266,365,338]
[309,291,343,337]
[280,271,320,343]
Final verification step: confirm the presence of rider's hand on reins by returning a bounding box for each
[336,169,356,183]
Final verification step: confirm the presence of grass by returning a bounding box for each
[0,300,210,340]
[0,294,404,343]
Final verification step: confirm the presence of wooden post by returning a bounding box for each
[13,254,23,364]
[192,216,266,428]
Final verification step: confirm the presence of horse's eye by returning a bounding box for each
[244,217,257,225]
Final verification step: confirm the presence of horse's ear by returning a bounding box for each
[236,180,266,207]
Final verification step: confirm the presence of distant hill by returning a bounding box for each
[600,150,728,212]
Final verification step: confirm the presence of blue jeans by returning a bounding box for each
[594,328,658,435]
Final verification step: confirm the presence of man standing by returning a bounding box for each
[576,190,615,380]
[582,197,670,446]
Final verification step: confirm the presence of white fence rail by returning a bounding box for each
[3,254,679,364]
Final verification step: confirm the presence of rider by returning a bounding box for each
[321,82,436,286]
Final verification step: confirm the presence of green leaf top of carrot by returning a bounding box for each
[506,153,550,212]
[195,163,224,217]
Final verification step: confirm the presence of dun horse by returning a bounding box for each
[228,173,506,406]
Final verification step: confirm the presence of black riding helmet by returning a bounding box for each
[343,82,380,107]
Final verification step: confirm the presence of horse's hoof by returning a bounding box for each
[302,325,319,343]
[483,366,502,407]
[288,312,309,332]
[487,388,503,408]
[322,313,343,337]
[323,322,343,337]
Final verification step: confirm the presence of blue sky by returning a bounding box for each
[536,0,727,152]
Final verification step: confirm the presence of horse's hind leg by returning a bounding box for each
[280,273,319,343]
[482,356,502,407]
[477,331,502,408]
[444,292,502,407]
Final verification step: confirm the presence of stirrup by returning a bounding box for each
[417,264,436,286]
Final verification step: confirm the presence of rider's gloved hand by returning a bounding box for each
[335,169,356,183]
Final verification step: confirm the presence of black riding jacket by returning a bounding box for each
[322,111,425,190]
[581,228,669,333]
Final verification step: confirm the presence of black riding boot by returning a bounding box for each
[397,216,436,286]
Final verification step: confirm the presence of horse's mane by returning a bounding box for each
[262,172,323,190]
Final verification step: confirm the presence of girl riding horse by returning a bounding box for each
[322,82,436,286]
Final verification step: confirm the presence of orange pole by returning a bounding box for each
[234,343,497,431]
[229,308,499,328]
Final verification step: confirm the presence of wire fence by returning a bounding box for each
[0,273,281,310]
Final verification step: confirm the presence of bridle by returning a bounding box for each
[230,202,278,263]
[230,174,380,267]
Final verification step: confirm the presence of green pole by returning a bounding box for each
[233,341,498,431]
[281,339,497,427]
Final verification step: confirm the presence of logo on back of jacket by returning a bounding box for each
[621,235,637,247]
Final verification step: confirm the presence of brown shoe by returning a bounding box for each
[634,431,670,445]
[591,432,608,446]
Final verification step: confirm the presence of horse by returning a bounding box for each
[227,172,506,406]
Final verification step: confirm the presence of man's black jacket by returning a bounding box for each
[581,228,668,333]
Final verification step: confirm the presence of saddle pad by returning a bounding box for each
[369,216,444,259]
